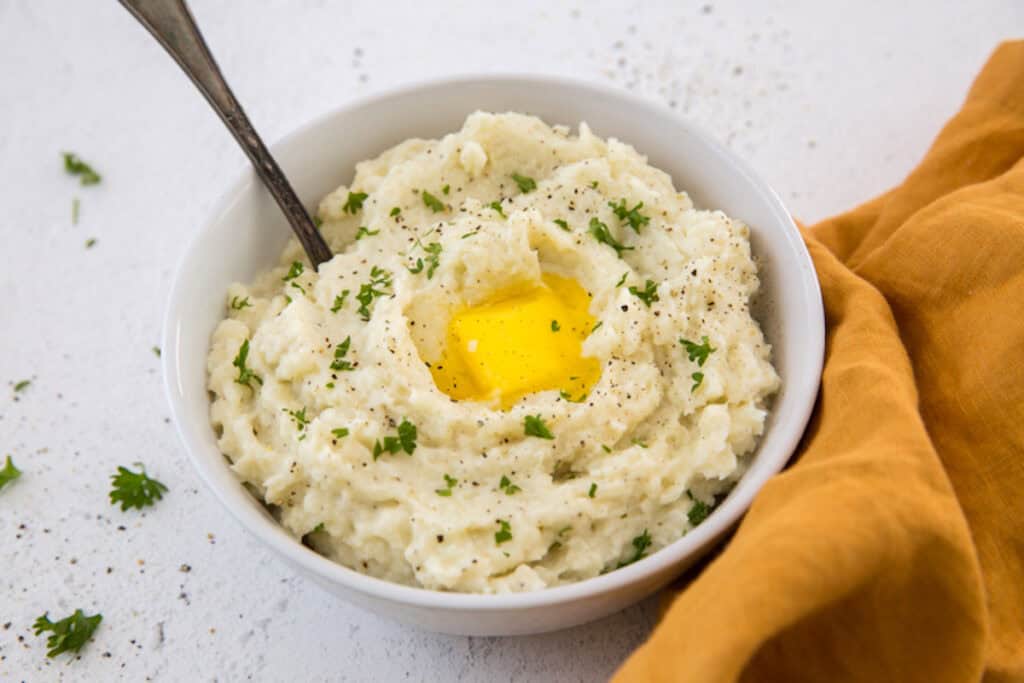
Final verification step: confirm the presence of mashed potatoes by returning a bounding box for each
[207,112,779,593]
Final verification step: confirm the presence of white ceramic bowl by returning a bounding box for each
[163,75,823,636]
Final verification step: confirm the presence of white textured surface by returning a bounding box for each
[0,1,1019,680]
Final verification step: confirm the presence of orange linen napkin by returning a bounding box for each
[615,41,1024,683]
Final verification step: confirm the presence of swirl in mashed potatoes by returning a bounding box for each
[207,112,779,593]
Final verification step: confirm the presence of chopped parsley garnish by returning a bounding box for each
[342,191,368,214]
[14,380,30,393]
[524,414,554,439]
[435,473,458,497]
[591,321,603,333]
[600,444,612,453]
[631,438,648,448]
[511,172,536,193]
[499,475,521,495]
[282,261,304,282]
[589,217,633,257]
[617,529,652,568]
[330,336,355,371]
[284,406,310,433]
[372,418,417,459]
[588,483,597,498]
[691,372,704,392]
[311,522,326,533]
[390,206,401,216]
[494,519,513,545]
[62,153,101,186]
[608,198,650,233]
[152,346,161,357]
[233,339,264,389]
[615,272,628,288]
[422,190,445,213]
[33,609,102,658]
[407,242,442,279]
[590,180,599,189]
[550,320,560,332]
[442,184,450,195]
[313,216,323,228]
[553,218,570,231]
[0,455,22,491]
[355,226,379,240]
[628,279,660,307]
[84,238,97,249]
[688,497,712,526]
[488,201,506,218]
[230,295,252,310]
[680,335,716,367]
[232,339,262,389]
[109,464,167,511]
[460,230,480,239]
[356,266,393,320]
[331,427,349,439]
[331,289,350,313]
[559,390,586,403]
[71,197,80,225]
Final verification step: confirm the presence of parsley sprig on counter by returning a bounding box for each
[0,455,21,491]
[356,266,393,320]
[372,418,417,459]
[628,279,660,307]
[62,153,101,186]
[589,218,633,257]
[608,198,650,233]
[232,339,262,390]
[524,414,554,439]
[342,191,368,214]
[109,464,168,511]
[511,172,536,193]
[33,610,102,658]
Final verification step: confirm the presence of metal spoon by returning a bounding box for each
[120,0,333,268]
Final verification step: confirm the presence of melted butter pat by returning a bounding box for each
[430,273,601,409]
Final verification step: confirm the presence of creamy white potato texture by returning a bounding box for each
[208,112,780,593]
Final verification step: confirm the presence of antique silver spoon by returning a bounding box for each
[120,0,333,268]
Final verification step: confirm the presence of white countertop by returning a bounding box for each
[1,1,1020,680]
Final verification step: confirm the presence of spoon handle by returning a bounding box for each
[120,0,333,268]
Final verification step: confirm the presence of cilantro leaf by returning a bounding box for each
[589,217,633,257]
[33,609,102,658]
[109,464,167,511]
[679,335,716,367]
[608,198,650,233]
[628,279,660,307]
[511,172,537,193]
[0,455,21,491]
[422,190,445,213]
[524,414,554,439]
[62,153,101,186]
[342,191,368,214]
[495,519,513,545]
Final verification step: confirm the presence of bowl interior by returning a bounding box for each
[164,76,823,612]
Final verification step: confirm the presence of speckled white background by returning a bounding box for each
[1,1,1020,681]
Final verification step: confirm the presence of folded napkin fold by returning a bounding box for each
[615,41,1024,683]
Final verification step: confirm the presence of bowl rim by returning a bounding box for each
[163,73,824,612]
